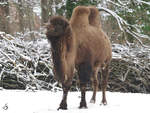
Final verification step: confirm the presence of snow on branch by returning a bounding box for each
[137,0,150,5]
[115,0,150,6]
[0,32,149,92]
[0,32,59,91]
[98,6,150,47]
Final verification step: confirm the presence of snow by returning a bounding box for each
[0,2,8,5]
[137,0,150,5]
[33,6,41,17]
[0,90,150,113]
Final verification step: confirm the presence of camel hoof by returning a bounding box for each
[57,102,67,110]
[57,106,67,110]
[79,101,87,109]
[100,101,107,106]
[90,99,95,103]
[79,106,88,109]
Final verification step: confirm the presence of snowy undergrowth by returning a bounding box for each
[0,32,150,91]
[0,90,150,113]
[0,32,56,90]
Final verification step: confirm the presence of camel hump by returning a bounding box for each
[88,6,101,27]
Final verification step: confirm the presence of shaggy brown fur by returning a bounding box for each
[70,6,112,108]
[88,6,101,28]
[46,16,75,83]
[46,16,76,110]
[46,6,112,110]
[87,6,102,103]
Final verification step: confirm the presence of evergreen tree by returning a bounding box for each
[65,0,99,19]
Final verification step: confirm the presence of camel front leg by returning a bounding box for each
[79,82,87,108]
[58,84,70,110]
[57,65,74,110]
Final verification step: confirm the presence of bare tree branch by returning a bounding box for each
[98,6,150,47]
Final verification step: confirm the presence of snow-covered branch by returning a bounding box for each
[0,32,58,91]
[137,0,150,5]
[0,31,150,92]
[98,6,150,46]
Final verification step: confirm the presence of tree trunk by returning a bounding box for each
[18,0,24,33]
[0,0,9,33]
[41,0,49,24]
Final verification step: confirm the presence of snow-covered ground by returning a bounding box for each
[0,90,150,113]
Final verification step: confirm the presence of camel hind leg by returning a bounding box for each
[90,68,99,103]
[77,63,92,108]
[101,65,109,105]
